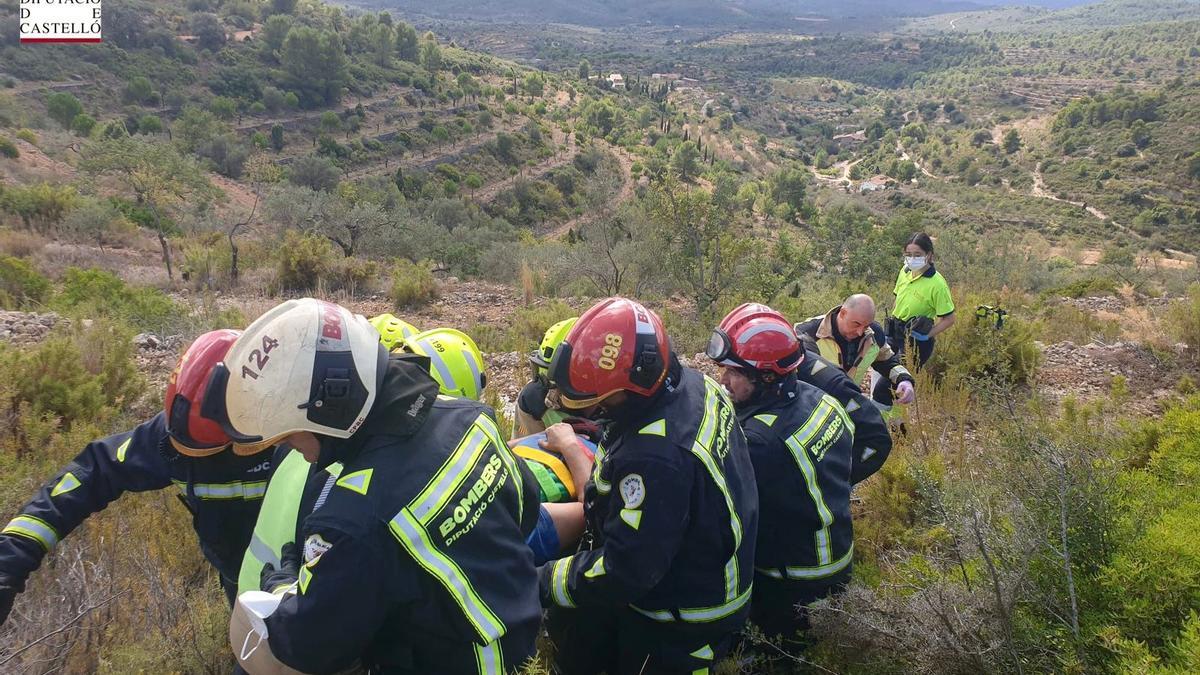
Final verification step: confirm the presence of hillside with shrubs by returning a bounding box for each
[1,0,1199,671]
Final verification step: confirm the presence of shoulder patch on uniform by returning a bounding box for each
[115,438,131,463]
[51,472,81,497]
[862,447,876,461]
[304,533,333,563]
[638,419,666,437]
[690,644,715,661]
[619,474,645,508]
[810,360,827,374]
[846,399,861,413]
[335,468,372,495]
[752,413,778,427]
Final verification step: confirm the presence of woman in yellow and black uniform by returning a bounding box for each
[888,232,955,368]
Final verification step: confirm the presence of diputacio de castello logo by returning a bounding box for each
[19,0,102,44]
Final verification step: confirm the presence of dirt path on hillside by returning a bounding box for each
[4,138,78,181]
[896,139,937,179]
[342,119,525,180]
[545,142,636,240]
[237,87,413,132]
[810,156,863,185]
[1031,162,1111,221]
[471,129,577,203]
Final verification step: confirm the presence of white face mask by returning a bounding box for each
[904,255,927,271]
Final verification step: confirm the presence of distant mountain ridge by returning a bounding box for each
[906,0,1200,33]
[361,0,1102,27]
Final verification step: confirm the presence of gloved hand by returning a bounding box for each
[895,381,915,405]
[0,580,19,627]
[260,542,301,593]
[910,331,930,342]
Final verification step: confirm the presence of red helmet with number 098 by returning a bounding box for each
[548,297,670,409]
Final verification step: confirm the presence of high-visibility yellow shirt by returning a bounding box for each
[893,265,955,321]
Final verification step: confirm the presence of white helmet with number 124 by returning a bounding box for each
[202,298,386,446]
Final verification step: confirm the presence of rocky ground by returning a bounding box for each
[1037,339,1193,415]
[1,281,553,428]
[6,285,1196,423]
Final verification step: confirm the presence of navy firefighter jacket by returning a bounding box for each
[0,412,270,594]
[539,359,759,629]
[736,377,855,582]
[262,357,543,675]
[797,351,892,484]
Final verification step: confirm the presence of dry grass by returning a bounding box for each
[0,229,47,258]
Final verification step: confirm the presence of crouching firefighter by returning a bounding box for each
[0,330,275,626]
[540,297,759,675]
[206,299,541,674]
[708,304,855,645]
[514,317,578,437]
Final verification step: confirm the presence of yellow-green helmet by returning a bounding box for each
[530,317,578,376]
[404,328,487,401]
[369,313,419,351]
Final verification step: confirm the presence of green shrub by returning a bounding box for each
[506,300,576,353]
[331,257,380,295]
[60,198,136,247]
[1040,275,1119,300]
[51,267,181,333]
[181,233,233,290]
[390,258,439,308]
[0,255,50,309]
[15,128,37,145]
[929,307,1041,385]
[0,182,80,231]
[0,319,142,437]
[138,114,164,134]
[276,230,336,291]
[0,136,18,159]
[1166,284,1200,362]
[71,113,97,136]
[1098,398,1200,655]
[46,92,83,128]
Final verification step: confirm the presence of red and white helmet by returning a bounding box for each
[549,297,670,409]
[202,299,385,447]
[165,329,242,457]
[707,303,803,375]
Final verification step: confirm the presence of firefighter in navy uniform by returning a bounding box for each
[514,317,577,437]
[205,299,541,674]
[796,350,892,484]
[708,304,856,644]
[539,297,758,675]
[0,330,275,626]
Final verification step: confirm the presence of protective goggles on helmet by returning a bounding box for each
[705,329,801,373]
[705,329,757,370]
[166,393,227,457]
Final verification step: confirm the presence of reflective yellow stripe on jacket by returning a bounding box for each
[387,416,509,643]
[237,451,310,595]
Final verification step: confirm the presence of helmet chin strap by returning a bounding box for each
[745,370,794,404]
